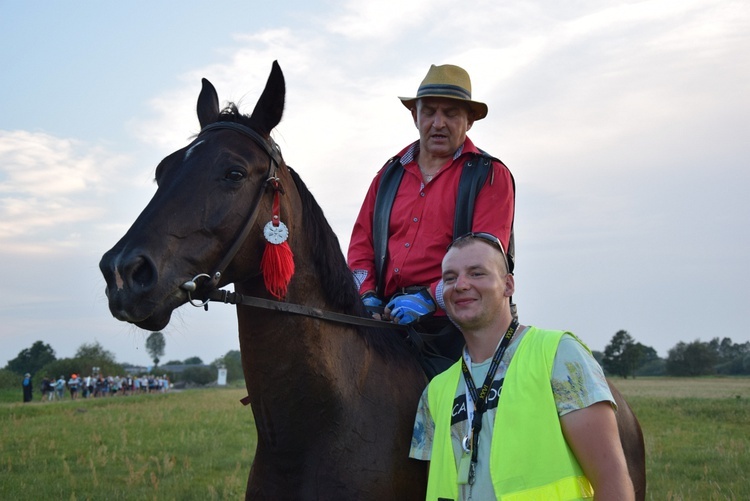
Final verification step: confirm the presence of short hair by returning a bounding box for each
[447,232,509,273]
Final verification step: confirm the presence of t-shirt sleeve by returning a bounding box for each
[551,333,615,416]
[409,387,434,461]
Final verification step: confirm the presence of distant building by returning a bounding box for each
[124,364,209,375]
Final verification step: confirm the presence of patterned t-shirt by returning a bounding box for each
[409,327,614,501]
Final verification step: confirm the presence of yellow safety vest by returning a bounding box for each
[426,327,594,500]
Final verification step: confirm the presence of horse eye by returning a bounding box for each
[225,168,246,182]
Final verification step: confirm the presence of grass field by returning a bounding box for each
[1,377,749,500]
[0,388,256,500]
[615,377,750,500]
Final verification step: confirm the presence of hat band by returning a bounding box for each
[416,83,471,101]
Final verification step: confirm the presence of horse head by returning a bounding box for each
[99,61,299,331]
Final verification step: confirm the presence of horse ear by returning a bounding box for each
[250,61,285,134]
[197,78,220,128]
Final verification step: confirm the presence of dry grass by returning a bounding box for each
[613,376,750,400]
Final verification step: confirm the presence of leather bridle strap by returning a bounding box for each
[206,288,411,332]
[196,122,282,289]
[206,288,429,407]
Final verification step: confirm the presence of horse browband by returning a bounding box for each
[200,121,283,165]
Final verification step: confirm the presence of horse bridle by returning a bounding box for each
[175,122,435,402]
[177,122,411,333]
[180,121,282,299]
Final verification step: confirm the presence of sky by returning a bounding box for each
[1,0,748,369]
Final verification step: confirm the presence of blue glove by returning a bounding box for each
[386,288,436,324]
[361,292,385,314]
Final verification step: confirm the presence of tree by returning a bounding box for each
[183,356,204,365]
[591,350,604,365]
[0,369,21,390]
[75,341,117,364]
[72,341,123,376]
[145,332,166,367]
[602,330,645,378]
[5,341,56,376]
[181,366,216,385]
[35,341,124,385]
[666,340,718,376]
[212,350,243,383]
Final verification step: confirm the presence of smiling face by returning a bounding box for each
[412,97,474,161]
[441,239,514,332]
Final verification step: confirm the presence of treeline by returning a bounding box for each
[1,340,246,390]
[593,330,750,378]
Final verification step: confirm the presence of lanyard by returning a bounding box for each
[460,318,519,485]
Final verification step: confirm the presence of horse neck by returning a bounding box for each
[233,247,365,379]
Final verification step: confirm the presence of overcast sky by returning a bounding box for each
[2,0,748,369]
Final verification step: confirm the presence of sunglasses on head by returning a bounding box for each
[447,232,509,269]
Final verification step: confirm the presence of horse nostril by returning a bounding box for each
[125,254,158,292]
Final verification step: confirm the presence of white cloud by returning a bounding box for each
[0,130,132,253]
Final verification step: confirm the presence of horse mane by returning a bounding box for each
[286,166,419,365]
[207,106,418,365]
[217,103,257,129]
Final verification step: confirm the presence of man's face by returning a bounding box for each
[441,240,513,331]
[412,97,474,159]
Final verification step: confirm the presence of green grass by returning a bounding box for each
[2,378,749,499]
[614,377,750,500]
[0,389,256,500]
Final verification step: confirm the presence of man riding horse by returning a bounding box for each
[348,64,516,373]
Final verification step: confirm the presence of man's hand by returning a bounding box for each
[385,288,436,324]
[361,292,385,318]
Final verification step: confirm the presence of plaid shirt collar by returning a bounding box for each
[400,140,465,165]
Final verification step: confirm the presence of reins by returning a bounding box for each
[204,288,410,332]
[179,121,413,335]
[177,120,439,400]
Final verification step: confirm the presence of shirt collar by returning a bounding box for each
[401,140,466,165]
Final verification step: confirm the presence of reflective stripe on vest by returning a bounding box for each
[426,328,594,500]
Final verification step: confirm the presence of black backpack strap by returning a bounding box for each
[372,151,517,298]
[372,157,404,297]
[455,152,516,274]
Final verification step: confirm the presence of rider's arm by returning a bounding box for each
[347,175,381,295]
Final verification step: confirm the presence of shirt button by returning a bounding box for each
[405,243,410,248]
[413,217,418,223]
[420,192,425,197]
[394,268,400,273]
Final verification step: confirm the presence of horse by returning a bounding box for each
[99,61,645,500]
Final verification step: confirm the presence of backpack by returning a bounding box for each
[372,152,516,297]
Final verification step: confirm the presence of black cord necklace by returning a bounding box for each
[459,318,519,485]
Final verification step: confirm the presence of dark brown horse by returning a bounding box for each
[99,61,645,500]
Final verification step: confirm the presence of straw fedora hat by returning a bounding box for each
[399,64,488,120]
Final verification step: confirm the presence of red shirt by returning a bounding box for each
[347,137,514,307]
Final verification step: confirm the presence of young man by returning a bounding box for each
[410,233,634,500]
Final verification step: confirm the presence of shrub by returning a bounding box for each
[181,366,216,386]
[0,369,21,390]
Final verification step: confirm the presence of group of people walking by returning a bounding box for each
[28,373,170,402]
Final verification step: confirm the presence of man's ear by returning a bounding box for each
[411,107,419,128]
[504,274,515,297]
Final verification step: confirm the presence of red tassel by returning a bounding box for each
[261,240,295,299]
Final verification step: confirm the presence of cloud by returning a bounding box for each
[0,130,132,253]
